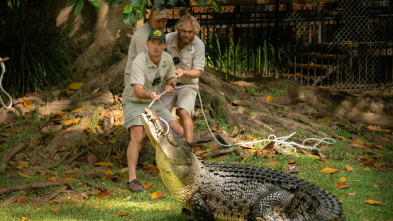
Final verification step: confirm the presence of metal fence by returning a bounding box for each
[165,0,393,92]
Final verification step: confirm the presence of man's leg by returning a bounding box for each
[127,125,149,192]
[177,108,193,143]
[168,119,184,136]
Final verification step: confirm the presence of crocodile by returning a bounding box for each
[141,107,345,221]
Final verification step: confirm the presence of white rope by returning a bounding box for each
[147,84,335,152]
[0,57,13,109]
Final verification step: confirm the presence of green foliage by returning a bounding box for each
[66,0,226,25]
[205,32,290,78]
[0,0,78,97]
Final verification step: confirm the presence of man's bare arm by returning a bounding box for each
[133,84,159,100]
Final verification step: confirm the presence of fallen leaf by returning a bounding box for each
[18,172,31,178]
[21,217,29,221]
[119,167,128,174]
[61,177,75,182]
[264,161,278,166]
[56,147,67,152]
[367,125,383,131]
[320,168,339,174]
[50,207,61,212]
[335,182,349,189]
[95,191,110,199]
[337,136,347,140]
[87,154,98,163]
[346,165,353,172]
[72,108,83,112]
[114,151,126,160]
[69,82,84,90]
[373,154,384,159]
[65,182,74,190]
[63,117,81,126]
[212,124,221,132]
[113,210,128,217]
[16,161,29,169]
[66,89,74,95]
[92,189,100,194]
[364,167,371,171]
[364,159,376,166]
[339,177,347,183]
[263,141,275,152]
[143,182,153,189]
[46,177,57,182]
[373,162,386,168]
[364,200,381,205]
[265,96,273,102]
[151,191,164,200]
[94,162,114,167]
[17,196,29,204]
[347,193,356,196]
[23,99,31,109]
[141,165,159,173]
[103,170,113,176]
[49,200,61,204]
[0,184,7,189]
[287,159,296,164]
[114,113,124,121]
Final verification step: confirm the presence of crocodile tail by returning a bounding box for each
[288,177,344,220]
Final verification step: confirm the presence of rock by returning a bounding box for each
[0,107,17,124]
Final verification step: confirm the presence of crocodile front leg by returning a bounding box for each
[251,189,294,221]
[188,192,215,221]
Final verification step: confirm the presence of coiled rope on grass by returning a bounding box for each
[148,84,335,152]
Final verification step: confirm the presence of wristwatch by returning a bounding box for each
[169,83,175,89]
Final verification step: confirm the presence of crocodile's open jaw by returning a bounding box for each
[141,107,191,165]
[141,107,166,147]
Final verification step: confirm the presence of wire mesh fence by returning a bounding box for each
[166,0,393,92]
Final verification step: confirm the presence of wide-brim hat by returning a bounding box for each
[150,9,167,19]
[148,29,166,43]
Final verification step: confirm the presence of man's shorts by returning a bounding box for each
[161,85,198,117]
[122,101,176,130]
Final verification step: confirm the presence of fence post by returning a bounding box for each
[274,0,279,78]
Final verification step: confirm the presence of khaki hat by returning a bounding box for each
[148,29,166,43]
[150,9,167,19]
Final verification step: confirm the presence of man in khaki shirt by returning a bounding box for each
[124,9,168,85]
[161,14,205,143]
[122,29,183,192]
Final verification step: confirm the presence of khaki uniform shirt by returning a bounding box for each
[165,32,205,85]
[124,22,152,76]
[122,51,176,103]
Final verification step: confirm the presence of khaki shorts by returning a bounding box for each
[161,85,197,117]
[122,101,176,130]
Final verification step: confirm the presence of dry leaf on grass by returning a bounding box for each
[96,191,110,199]
[69,82,84,90]
[49,200,61,204]
[339,177,347,183]
[72,108,83,112]
[347,193,356,196]
[151,191,164,200]
[46,177,57,182]
[18,172,31,178]
[21,217,29,221]
[0,184,7,189]
[94,162,114,167]
[17,196,29,204]
[143,182,154,189]
[346,165,353,172]
[16,161,28,169]
[119,167,128,173]
[320,168,339,174]
[364,200,381,205]
[265,96,273,102]
[335,182,349,190]
[23,99,31,109]
[50,207,61,212]
[141,165,159,173]
[103,170,113,176]
[364,168,371,171]
[113,210,128,217]
[373,162,386,168]
[63,117,81,126]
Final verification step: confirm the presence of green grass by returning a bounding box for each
[1,105,392,221]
